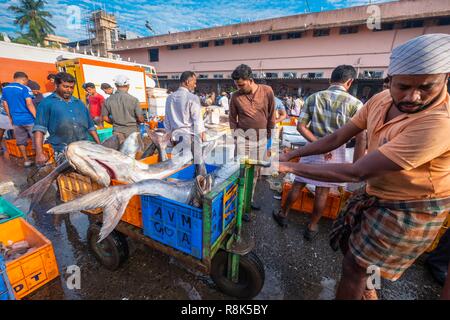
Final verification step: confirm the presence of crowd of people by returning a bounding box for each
[0,33,449,300]
[162,33,450,300]
[0,72,145,166]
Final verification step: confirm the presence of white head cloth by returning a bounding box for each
[388,33,450,76]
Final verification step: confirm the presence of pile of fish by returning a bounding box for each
[18,128,196,213]
[48,160,240,242]
[18,128,233,242]
[0,240,35,262]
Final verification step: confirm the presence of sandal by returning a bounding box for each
[272,210,288,228]
[303,225,319,241]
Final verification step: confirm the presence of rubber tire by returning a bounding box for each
[87,223,129,271]
[210,250,265,299]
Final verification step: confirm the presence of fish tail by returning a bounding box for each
[47,184,137,242]
[17,160,71,214]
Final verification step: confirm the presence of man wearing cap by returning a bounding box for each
[102,75,145,140]
[279,34,450,300]
[218,92,229,114]
[83,82,105,127]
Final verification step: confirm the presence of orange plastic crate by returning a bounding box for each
[57,172,103,214]
[5,139,35,158]
[5,139,55,163]
[57,174,143,228]
[281,182,351,220]
[42,144,55,164]
[0,218,59,299]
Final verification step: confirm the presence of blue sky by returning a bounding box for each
[1,0,396,41]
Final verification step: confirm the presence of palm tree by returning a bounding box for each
[9,0,55,45]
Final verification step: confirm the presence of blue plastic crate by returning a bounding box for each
[141,196,204,259]
[168,164,218,181]
[141,164,238,259]
[0,255,15,300]
[0,196,25,225]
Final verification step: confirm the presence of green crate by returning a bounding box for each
[88,128,113,143]
[0,197,25,224]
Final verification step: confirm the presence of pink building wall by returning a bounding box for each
[117,24,450,78]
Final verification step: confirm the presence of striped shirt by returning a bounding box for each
[299,85,363,138]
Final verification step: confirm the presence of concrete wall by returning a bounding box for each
[116,25,450,77]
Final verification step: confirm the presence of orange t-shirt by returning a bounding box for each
[351,89,450,200]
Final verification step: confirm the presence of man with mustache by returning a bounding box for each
[279,33,450,300]
[33,72,100,165]
[229,64,276,221]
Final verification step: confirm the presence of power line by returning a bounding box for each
[305,0,311,13]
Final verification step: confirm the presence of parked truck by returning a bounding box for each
[0,41,162,110]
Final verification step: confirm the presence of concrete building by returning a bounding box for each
[43,34,69,49]
[111,0,450,98]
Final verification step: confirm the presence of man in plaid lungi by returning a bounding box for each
[273,65,365,240]
[279,34,450,300]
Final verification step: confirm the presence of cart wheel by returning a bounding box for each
[87,223,129,271]
[210,250,265,299]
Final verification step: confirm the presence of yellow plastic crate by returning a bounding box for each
[0,218,59,299]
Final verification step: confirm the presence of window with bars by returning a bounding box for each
[168,45,179,50]
[232,38,245,45]
[265,72,278,79]
[313,29,330,37]
[182,43,192,49]
[438,17,450,26]
[283,72,297,78]
[247,36,261,43]
[199,41,209,48]
[214,39,225,46]
[400,20,424,29]
[269,34,283,41]
[340,26,358,35]
[373,22,395,32]
[148,48,159,62]
[287,32,302,39]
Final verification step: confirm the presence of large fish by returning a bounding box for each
[17,131,179,214]
[65,140,195,187]
[48,162,240,242]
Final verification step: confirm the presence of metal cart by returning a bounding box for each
[83,159,266,299]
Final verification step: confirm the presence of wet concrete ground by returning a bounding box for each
[0,152,444,300]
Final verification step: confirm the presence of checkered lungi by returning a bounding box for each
[294,144,348,187]
[330,190,450,281]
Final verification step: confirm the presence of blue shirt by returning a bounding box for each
[1,83,35,125]
[275,97,286,111]
[32,93,96,152]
